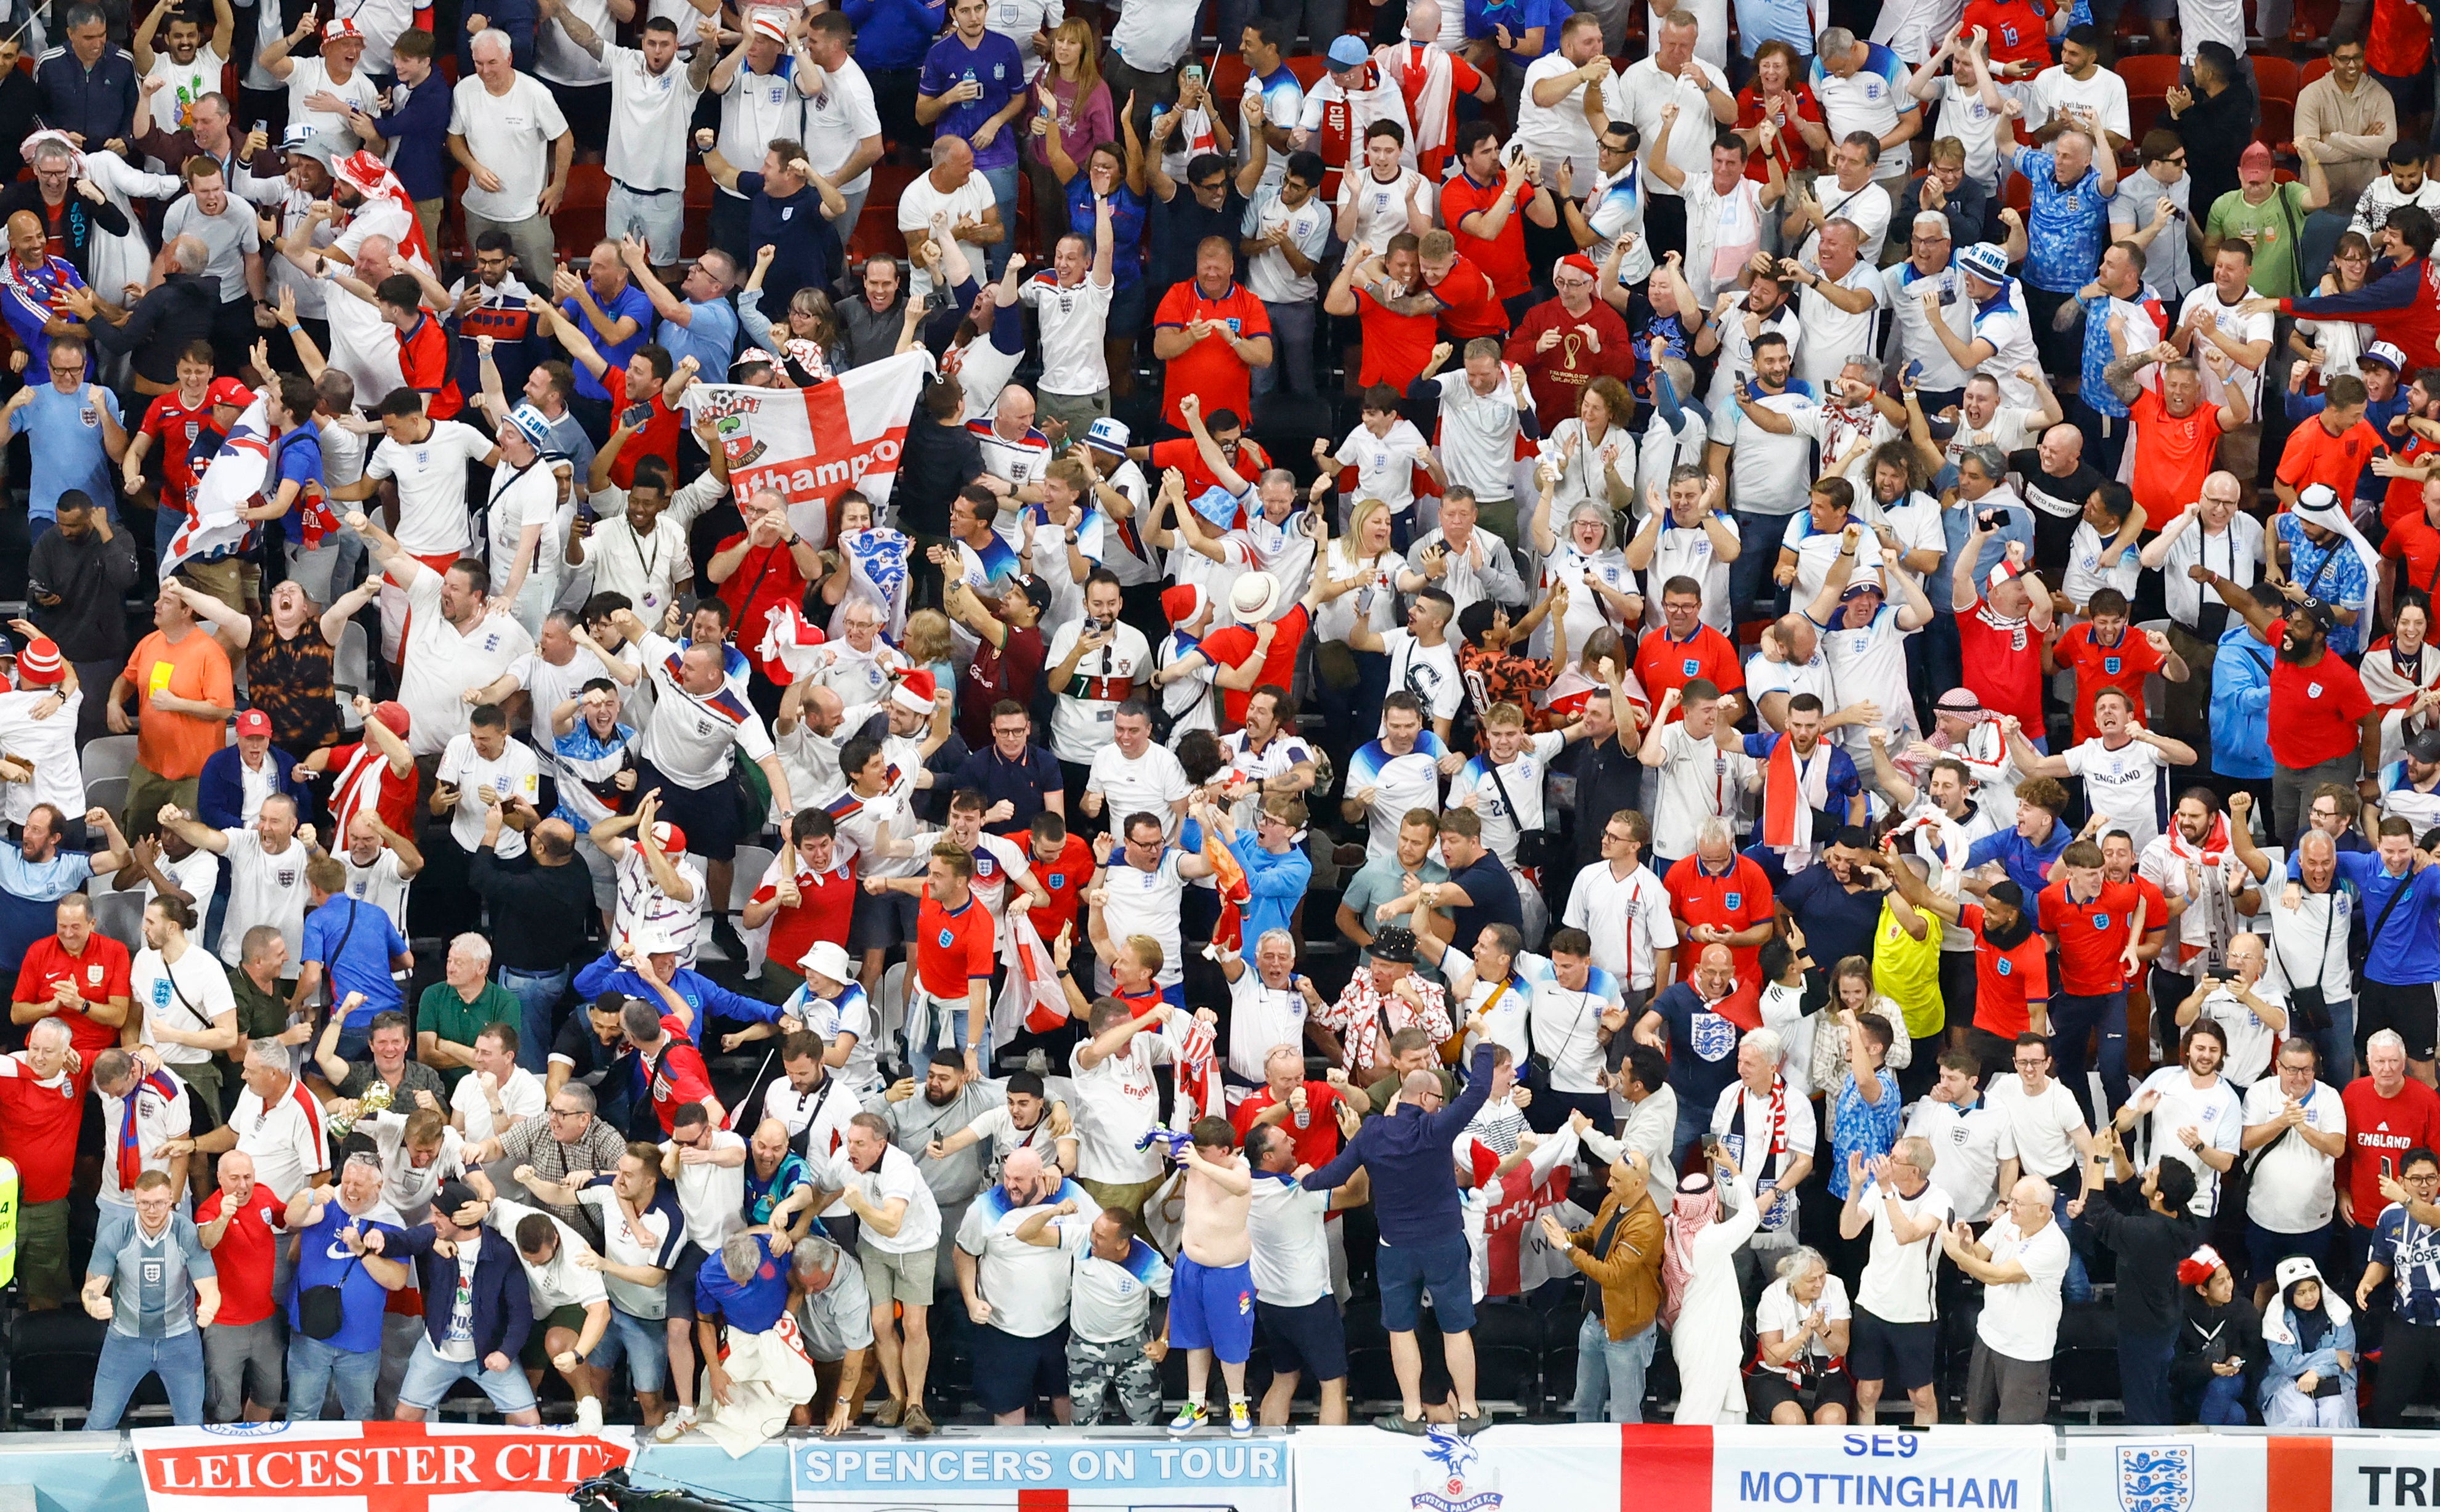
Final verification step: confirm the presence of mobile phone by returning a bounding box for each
[1181,63,1204,87]
[2385,1155,2398,1180]
[252,119,267,136]
[1902,358,1924,384]
[618,401,654,429]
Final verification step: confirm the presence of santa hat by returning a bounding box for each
[1162,584,1207,627]
[2176,1245,2227,1288]
[1556,253,1600,282]
[14,638,63,686]
[892,669,938,714]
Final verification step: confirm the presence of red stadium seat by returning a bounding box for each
[2253,55,2304,105]
[851,165,922,261]
[2117,54,2185,102]
[2300,56,2331,89]
[553,164,609,261]
[2260,97,2295,147]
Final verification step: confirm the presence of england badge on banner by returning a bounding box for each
[2116,1444,2197,1512]
[686,353,926,526]
[132,1421,634,1512]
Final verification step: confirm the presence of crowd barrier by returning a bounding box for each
[0,1420,2435,1512]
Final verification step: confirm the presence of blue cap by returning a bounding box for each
[1326,33,1370,67]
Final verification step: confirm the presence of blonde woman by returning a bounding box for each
[1309,497,1404,756]
[1807,953,1915,1092]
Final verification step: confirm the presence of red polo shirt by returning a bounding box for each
[0,1054,83,1200]
[1440,171,1533,300]
[1154,280,1271,431]
[646,1014,715,1133]
[193,1183,285,1325]
[751,853,856,970]
[1355,282,1440,391]
[2383,511,2440,604]
[397,311,462,419]
[1426,253,1508,339]
[1029,832,1095,944]
[1957,601,2048,730]
[1199,604,1311,730]
[2274,414,2386,499]
[1149,436,1273,514]
[2267,625,2375,769]
[915,887,996,1002]
[1634,623,1745,718]
[2051,622,2168,744]
[2385,431,2440,529]
[2038,877,2144,996]
[1961,902,2049,1038]
[12,933,133,1061]
[1230,1080,1345,1170]
[1664,854,1776,988]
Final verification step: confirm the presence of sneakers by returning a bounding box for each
[1167,1402,1209,1436]
[1373,1412,1429,1435]
[1451,1409,1491,1436]
[575,1396,604,1430]
[652,1407,695,1443]
[904,1404,936,1437]
[872,1397,906,1428]
[708,916,747,961]
[1228,1401,1252,1438]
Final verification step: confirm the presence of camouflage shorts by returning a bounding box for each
[1066,1331,1162,1427]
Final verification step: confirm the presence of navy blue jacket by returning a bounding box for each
[197,743,312,831]
[35,45,137,147]
[1304,1043,1496,1247]
[386,1223,534,1360]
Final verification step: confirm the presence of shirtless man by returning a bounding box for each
[1166,1116,1256,1437]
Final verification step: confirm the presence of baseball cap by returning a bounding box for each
[1326,34,1370,68]
[322,17,362,40]
[206,377,253,410]
[235,709,272,737]
[1084,415,1130,456]
[432,1179,482,1221]
[2364,341,2407,373]
[2239,140,2275,175]
[2409,727,2440,766]
[649,820,687,855]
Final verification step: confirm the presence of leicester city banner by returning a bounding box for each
[684,353,926,549]
[131,1421,634,1512]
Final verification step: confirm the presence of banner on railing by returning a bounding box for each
[2051,1431,2440,1512]
[1291,1424,2052,1512]
[788,1434,1293,1511]
[130,1421,635,1512]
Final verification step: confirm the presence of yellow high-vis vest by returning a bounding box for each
[0,1157,18,1287]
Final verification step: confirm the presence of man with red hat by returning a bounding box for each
[1502,251,1635,431]
[301,692,420,839]
[0,636,86,829]
[262,15,381,154]
[1149,583,1218,746]
[198,708,311,831]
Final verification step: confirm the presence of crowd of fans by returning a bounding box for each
[6,0,2440,1449]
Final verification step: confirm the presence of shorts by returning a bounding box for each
[1377,1233,1475,1335]
[861,1240,938,1305]
[972,1322,1071,1413]
[604,183,686,268]
[1746,1362,1858,1418]
[2246,1219,2332,1287]
[849,886,920,955]
[634,758,746,862]
[522,1302,594,1368]
[666,1242,709,1320]
[575,833,620,912]
[1167,1254,1256,1363]
[2357,979,2438,1062]
[1256,1295,1348,1383]
[586,1305,671,1393]
[400,1336,540,1412]
[1849,1306,1939,1391]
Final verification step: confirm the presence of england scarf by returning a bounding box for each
[2162,814,2243,971]
[1759,732,1834,865]
[162,396,272,577]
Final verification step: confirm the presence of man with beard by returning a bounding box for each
[2140,788,2263,1063]
[2215,576,2384,846]
[2117,1019,2244,1221]
[1884,846,2052,1077]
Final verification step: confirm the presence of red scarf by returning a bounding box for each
[116,1069,181,1195]
[1760,733,1832,855]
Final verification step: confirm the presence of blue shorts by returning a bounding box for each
[2247,1219,2331,1287]
[1257,1296,1348,1383]
[1377,1233,1475,1335]
[1168,1254,1255,1363]
[399,1336,539,1412]
[973,1321,1071,1413]
[586,1305,671,1393]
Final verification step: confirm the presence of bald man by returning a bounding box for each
[2012,422,2109,580]
[196,1148,286,1422]
[1632,943,1752,1167]
[0,209,96,374]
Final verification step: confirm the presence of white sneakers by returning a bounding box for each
[575,1396,604,1430]
[652,1406,697,1442]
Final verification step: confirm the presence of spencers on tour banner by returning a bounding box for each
[132,1421,635,1512]
[1292,1425,2052,1512]
[790,1433,1293,1512]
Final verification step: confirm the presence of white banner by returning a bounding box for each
[132,1421,635,1512]
[2052,1431,2440,1512]
[789,1434,1292,1511]
[685,353,927,547]
[1291,1425,2050,1512]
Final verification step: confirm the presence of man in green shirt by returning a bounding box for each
[2205,139,2329,298]
[221,924,310,1118]
[417,934,521,1094]
[1338,1027,1458,1118]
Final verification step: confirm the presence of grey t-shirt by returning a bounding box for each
[89,1208,215,1338]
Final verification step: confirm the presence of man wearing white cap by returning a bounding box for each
[261,15,381,152]
[447,30,572,289]
[1915,241,2042,411]
[481,403,569,636]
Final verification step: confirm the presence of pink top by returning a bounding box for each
[1029,74,1116,173]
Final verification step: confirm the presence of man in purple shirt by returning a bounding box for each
[916,0,1029,277]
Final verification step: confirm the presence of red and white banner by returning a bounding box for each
[162,397,271,578]
[1292,1425,2049,1512]
[132,1421,634,1512]
[2051,1431,2440,1512]
[686,353,926,540]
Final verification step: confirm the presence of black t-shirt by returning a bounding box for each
[1449,854,1523,948]
[2008,448,2109,522]
[552,1014,636,1128]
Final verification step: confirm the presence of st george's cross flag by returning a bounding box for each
[686,352,926,532]
[161,397,272,578]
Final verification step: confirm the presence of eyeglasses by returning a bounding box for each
[549,1106,586,1118]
